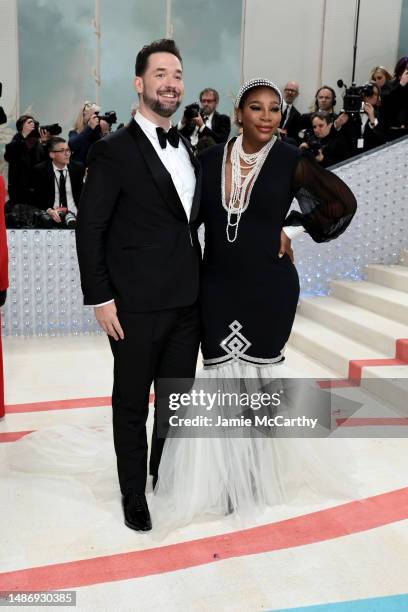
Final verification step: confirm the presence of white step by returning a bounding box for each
[283,346,339,378]
[330,280,408,325]
[298,296,408,355]
[289,315,386,377]
[361,365,408,416]
[365,264,408,292]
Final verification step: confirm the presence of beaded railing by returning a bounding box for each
[2,136,407,336]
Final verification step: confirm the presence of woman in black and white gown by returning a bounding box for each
[150,78,357,529]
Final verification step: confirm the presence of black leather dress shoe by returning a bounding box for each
[122,492,152,531]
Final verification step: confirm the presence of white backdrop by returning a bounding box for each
[241,0,403,113]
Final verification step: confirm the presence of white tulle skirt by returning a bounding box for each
[1,361,359,535]
[150,361,359,532]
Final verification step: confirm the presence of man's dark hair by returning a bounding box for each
[311,110,333,124]
[199,88,219,104]
[16,114,35,132]
[135,39,182,76]
[314,85,336,110]
[48,136,66,152]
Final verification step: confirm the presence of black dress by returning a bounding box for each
[151,136,358,530]
[199,137,357,369]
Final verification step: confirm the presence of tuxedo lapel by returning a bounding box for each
[179,133,201,223]
[126,120,187,222]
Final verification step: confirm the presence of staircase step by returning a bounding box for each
[283,346,339,378]
[289,315,386,377]
[298,296,408,355]
[330,280,408,325]
[365,264,408,292]
[361,365,408,416]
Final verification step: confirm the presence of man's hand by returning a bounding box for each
[46,208,62,223]
[192,115,204,128]
[94,301,124,341]
[334,112,349,130]
[363,102,375,123]
[279,230,294,263]
[315,149,324,163]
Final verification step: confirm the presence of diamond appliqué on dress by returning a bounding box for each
[220,321,252,361]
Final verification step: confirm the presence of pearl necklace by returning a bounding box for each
[222,135,276,243]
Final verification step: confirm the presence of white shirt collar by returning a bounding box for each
[135,110,171,141]
[52,163,67,172]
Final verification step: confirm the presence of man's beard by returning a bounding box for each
[142,91,181,118]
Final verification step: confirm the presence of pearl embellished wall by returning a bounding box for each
[2,137,407,336]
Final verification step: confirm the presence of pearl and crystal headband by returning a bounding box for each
[235,78,283,108]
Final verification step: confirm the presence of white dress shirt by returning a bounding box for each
[135,111,196,221]
[52,163,77,214]
[95,110,196,308]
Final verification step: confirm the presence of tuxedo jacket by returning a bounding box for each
[280,105,302,140]
[76,120,202,312]
[33,160,85,211]
[179,111,231,145]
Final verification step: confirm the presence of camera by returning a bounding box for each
[40,123,62,136]
[96,110,117,126]
[337,80,374,116]
[0,82,7,125]
[303,131,322,156]
[184,103,200,121]
[31,121,62,138]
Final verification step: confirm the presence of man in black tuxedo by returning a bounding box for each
[178,87,231,152]
[76,39,201,531]
[279,81,302,142]
[33,137,85,227]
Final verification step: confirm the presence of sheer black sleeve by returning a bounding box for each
[283,152,357,243]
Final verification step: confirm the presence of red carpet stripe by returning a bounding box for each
[5,394,154,414]
[0,487,407,591]
[336,417,408,426]
[0,430,34,442]
[318,337,408,389]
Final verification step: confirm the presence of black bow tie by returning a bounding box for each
[156,126,180,149]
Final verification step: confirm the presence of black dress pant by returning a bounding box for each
[108,303,200,495]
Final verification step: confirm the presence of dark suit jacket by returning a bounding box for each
[340,112,386,157]
[280,105,302,140]
[4,134,47,206]
[76,121,202,312]
[33,160,85,211]
[179,110,231,145]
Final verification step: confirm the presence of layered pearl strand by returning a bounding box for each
[222,134,276,243]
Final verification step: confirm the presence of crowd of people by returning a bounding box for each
[2,55,407,229]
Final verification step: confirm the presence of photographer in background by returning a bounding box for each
[299,86,338,134]
[178,87,230,152]
[300,111,347,168]
[33,136,85,229]
[4,114,49,206]
[334,83,385,156]
[68,101,108,164]
[381,56,408,141]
